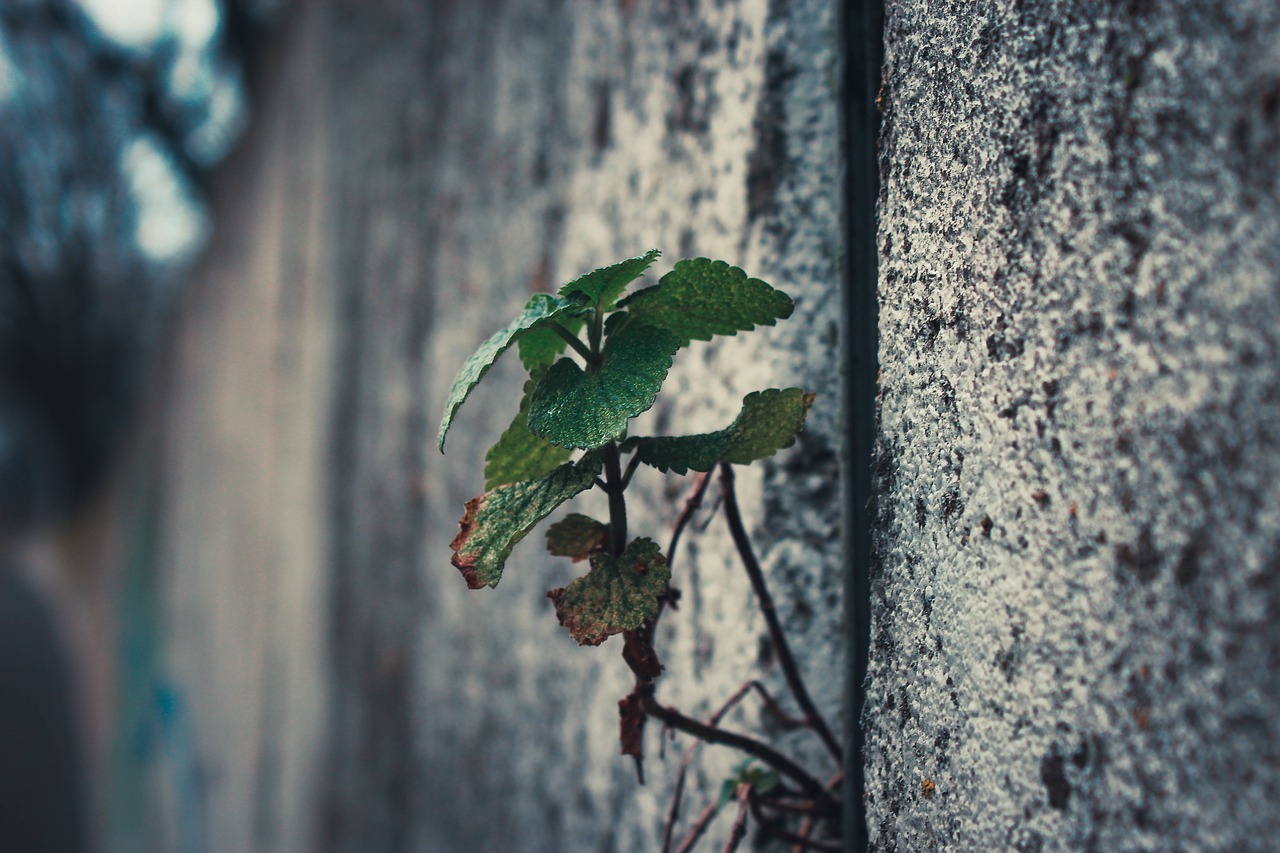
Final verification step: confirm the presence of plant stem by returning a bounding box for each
[746,789,841,851]
[662,680,761,853]
[549,321,594,362]
[721,786,751,853]
[718,464,843,765]
[649,470,713,638]
[587,306,603,365]
[675,801,720,853]
[639,689,838,814]
[620,452,643,489]
[790,773,844,853]
[740,680,809,729]
[604,441,628,557]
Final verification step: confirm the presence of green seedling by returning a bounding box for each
[439,250,810,637]
[438,251,840,851]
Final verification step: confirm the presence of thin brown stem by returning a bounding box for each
[666,471,713,573]
[721,785,752,853]
[652,470,712,622]
[662,681,761,853]
[756,796,818,814]
[640,471,713,669]
[747,789,841,851]
[790,772,844,853]
[640,689,838,815]
[742,680,810,729]
[675,801,719,853]
[718,464,843,765]
[791,815,817,853]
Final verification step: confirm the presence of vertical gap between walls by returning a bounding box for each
[842,0,883,850]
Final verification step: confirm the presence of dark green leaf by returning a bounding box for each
[484,366,572,489]
[623,388,815,474]
[602,309,628,338]
[545,513,608,561]
[451,452,603,589]
[547,537,670,646]
[558,249,661,309]
[518,251,660,368]
[438,292,588,451]
[527,323,681,450]
[616,257,793,346]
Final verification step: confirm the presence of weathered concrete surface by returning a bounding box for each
[141,1,845,851]
[148,6,334,851]
[868,2,1280,850]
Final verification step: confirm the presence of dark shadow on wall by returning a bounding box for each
[0,568,85,853]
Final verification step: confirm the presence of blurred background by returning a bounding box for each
[0,1,277,850]
[0,1,848,851]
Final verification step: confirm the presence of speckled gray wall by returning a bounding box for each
[868,2,1280,850]
[400,1,846,849]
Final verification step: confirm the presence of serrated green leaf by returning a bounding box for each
[721,388,815,464]
[484,366,572,489]
[450,452,603,589]
[623,388,815,474]
[558,249,661,309]
[617,257,793,346]
[437,292,587,452]
[527,323,681,450]
[545,513,608,561]
[518,252,660,369]
[517,315,585,369]
[547,537,670,646]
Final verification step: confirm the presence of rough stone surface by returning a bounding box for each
[143,1,845,851]
[868,2,1280,850]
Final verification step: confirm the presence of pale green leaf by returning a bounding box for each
[547,537,670,646]
[451,452,603,589]
[718,761,781,810]
[437,292,587,452]
[545,513,608,561]
[484,366,572,489]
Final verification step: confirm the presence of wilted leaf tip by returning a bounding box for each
[619,691,646,758]
[450,494,491,589]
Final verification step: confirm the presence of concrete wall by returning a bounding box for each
[123,1,1280,850]
[140,1,845,850]
[867,2,1280,850]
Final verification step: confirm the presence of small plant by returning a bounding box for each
[438,250,841,850]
